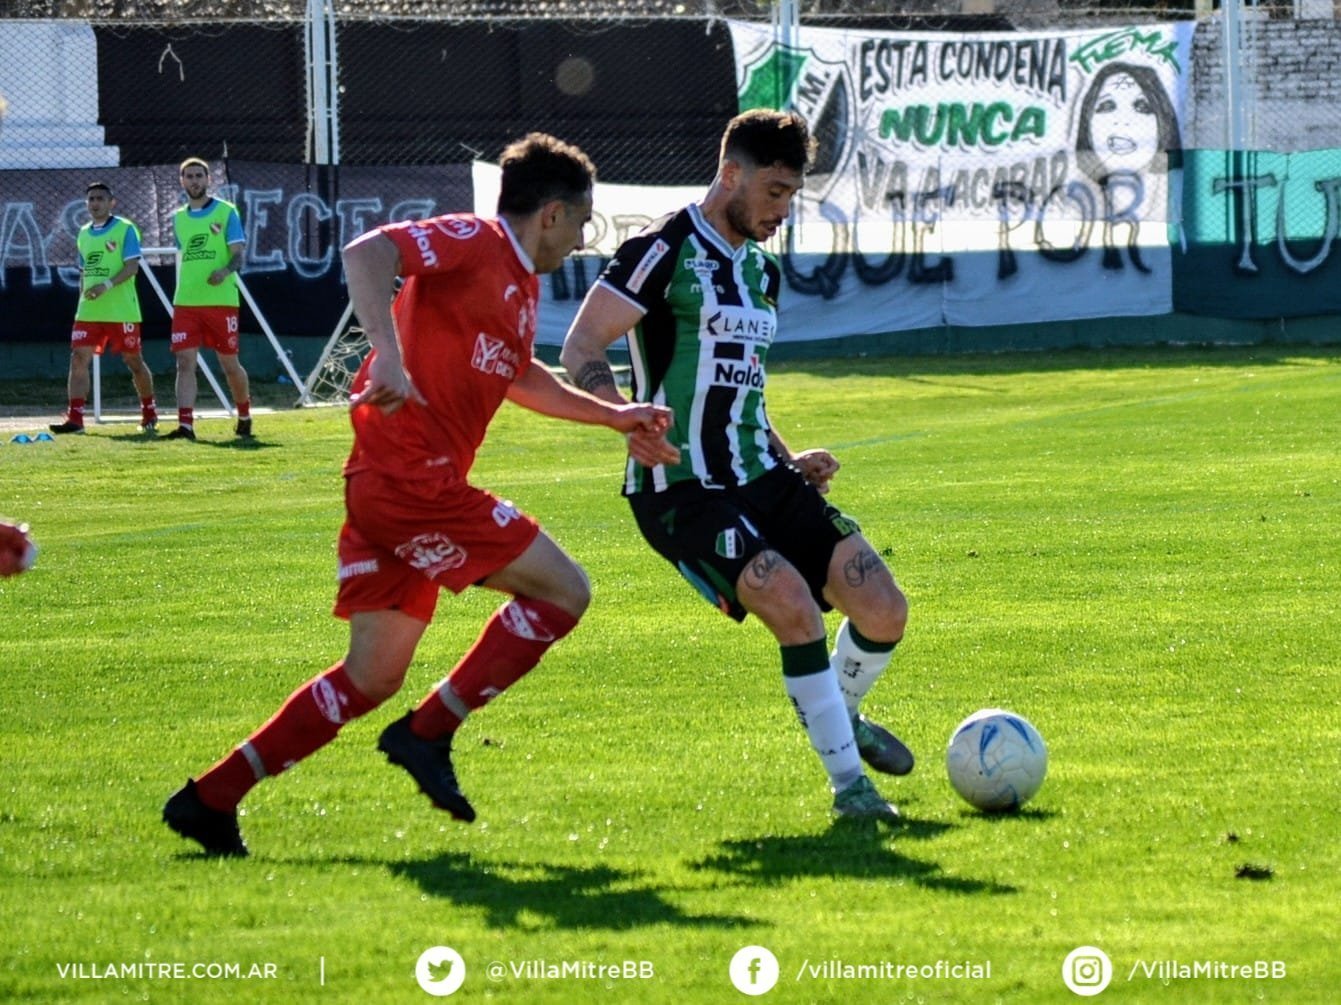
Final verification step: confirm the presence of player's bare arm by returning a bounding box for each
[561,283,681,467]
[560,283,645,405]
[342,230,424,413]
[85,258,140,301]
[505,362,678,466]
[209,242,244,286]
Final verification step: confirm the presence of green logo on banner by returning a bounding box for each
[739,45,808,111]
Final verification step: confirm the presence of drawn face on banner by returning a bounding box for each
[1093,72,1160,173]
[1075,62,1181,182]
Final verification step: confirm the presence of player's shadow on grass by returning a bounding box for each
[197,435,275,451]
[386,852,754,931]
[104,430,277,450]
[690,824,1016,896]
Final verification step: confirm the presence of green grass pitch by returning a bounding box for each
[1,344,1338,1003]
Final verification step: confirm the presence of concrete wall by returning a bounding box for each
[1188,17,1341,151]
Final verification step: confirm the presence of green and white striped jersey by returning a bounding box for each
[596,203,783,495]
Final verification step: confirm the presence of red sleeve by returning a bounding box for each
[382,215,491,277]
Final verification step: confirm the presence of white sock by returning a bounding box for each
[784,668,863,791]
[831,617,896,716]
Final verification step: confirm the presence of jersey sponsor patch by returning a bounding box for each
[182,233,213,262]
[702,304,776,344]
[711,352,765,390]
[626,238,670,295]
[433,217,481,240]
[405,222,441,269]
[471,332,519,379]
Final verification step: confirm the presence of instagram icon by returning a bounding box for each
[1062,946,1113,996]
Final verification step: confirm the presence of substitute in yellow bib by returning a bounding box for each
[50,182,158,435]
[166,157,253,441]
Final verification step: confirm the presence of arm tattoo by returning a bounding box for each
[742,550,784,592]
[842,547,882,588]
[574,360,618,394]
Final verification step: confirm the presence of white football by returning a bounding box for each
[946,708,1047,812]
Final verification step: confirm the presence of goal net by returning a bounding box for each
[302,304,369,405]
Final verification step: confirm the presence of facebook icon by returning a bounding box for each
[730,946,779,995]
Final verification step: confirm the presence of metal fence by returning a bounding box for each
[4,0,1341,345]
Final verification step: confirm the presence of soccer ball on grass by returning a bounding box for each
[945,708,1047,812]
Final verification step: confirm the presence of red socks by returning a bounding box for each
[66,398,86,427]
[409,596,579,739]
[192,597,579,813]
[194,663,377,813]
[177,407,194,429]
[236,399,251,419]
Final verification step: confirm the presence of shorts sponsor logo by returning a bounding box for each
[830,512,861,537]
[396,533,468,578]
[311,676,345,724]
[338,558,379,580]
[626,238,670,295]
[500,601,557,642]
[491,500,521,527]
[171,330,189,345]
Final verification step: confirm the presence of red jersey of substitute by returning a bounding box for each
[344,214,539,481]
[336,214,544,621]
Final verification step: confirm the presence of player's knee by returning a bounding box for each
[739,562,824,643]
[343,660,407,704]
[854,586,909,645]
[556,564,592,620]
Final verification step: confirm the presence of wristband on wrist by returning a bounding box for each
[100,280,113,292]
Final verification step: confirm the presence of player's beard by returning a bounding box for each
[724,192,773,244]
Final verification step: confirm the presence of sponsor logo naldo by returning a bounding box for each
[737,43,855,202]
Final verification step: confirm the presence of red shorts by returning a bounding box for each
[72,321,142,355]
[171,305,240,354]
[333,469,541,623]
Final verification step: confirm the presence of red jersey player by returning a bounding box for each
[164,134,678,856]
